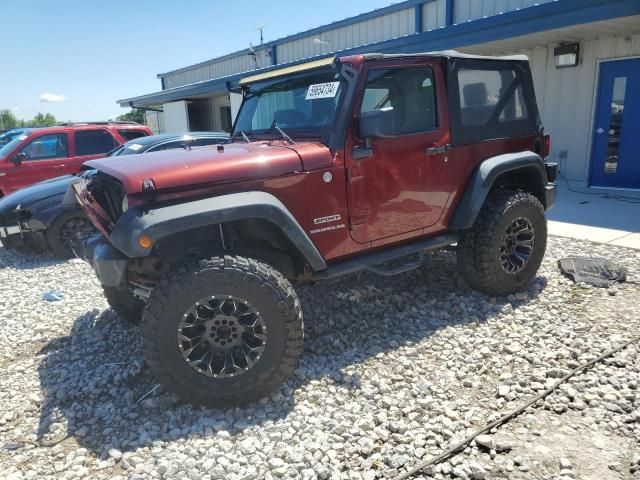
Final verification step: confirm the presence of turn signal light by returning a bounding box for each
[138,234,153,249]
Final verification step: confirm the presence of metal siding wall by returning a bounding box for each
[454,0,554,23]
[276,8,415,64]
[525,33,640,184]
[422,0,447,31]
[162,50,272,89]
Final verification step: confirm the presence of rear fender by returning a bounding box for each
[449,151,549,231]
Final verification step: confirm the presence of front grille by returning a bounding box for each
[86,172,125,225]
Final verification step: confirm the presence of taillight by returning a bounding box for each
[543,134,551,158]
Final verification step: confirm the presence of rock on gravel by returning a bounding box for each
[0,237,638,480]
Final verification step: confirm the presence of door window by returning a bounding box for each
[74,130,117,156]
[360,67,437,135]
[20,133,68,160]
[603,76,627,174]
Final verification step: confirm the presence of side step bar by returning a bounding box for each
[312,233,458,280]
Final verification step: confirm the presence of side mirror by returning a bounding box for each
[357,109,395,139]
[11,152,27,165]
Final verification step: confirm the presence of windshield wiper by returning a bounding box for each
[231,130,251,143]
[269,121,295,144]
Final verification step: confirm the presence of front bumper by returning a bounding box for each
[77,234,128,288]
[0,225,21,238]
[0,222,48,249]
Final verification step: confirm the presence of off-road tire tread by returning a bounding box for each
[141,255,303,407]
[457,189,546,296]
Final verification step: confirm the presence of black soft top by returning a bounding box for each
[362,50,529,62]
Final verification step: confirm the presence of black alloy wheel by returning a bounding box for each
[177,295,267,378]
[499,217,535,274]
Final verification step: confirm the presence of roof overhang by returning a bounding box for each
[457,14,640,56]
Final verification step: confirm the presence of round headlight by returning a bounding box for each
[122,195,129,212]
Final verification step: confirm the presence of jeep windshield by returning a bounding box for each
[233,69,346,142]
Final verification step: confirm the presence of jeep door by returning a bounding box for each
[346,58,452,244]
[5,132,71,191]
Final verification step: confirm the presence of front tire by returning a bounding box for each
[141,255,303,407]
[457,189,547,296]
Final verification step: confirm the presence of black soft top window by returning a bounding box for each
[447,58,541,145]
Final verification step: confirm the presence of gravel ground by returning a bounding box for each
[0,236,638,480]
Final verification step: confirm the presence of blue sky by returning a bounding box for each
[1,0,394,122]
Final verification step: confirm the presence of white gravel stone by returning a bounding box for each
[0,237,638,480]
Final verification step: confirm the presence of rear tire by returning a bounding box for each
[457,189,547,296]
[103,287,145,325]
[141,255,303,407]
[47,210,96,258]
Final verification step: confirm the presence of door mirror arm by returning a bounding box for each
[11,152,27,165]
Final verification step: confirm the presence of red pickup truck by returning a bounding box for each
[0,122,151,196]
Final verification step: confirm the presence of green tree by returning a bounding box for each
[117,109,145,124]
[0,109,22,129]
[31,112,57,126]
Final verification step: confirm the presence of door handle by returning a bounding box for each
[425,144,451,156]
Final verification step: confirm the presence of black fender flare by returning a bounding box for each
[109,191,328,271]
[448,151,548,231]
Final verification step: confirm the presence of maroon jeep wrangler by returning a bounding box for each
[73,51,557,406]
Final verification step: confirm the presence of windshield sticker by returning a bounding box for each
[306,82,340,100]
[127,144,143,151]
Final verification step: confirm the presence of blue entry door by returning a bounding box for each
[590,58,640,188]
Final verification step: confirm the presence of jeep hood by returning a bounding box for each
[84,141,332,194]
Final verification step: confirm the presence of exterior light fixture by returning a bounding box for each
[554,43,579,68]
